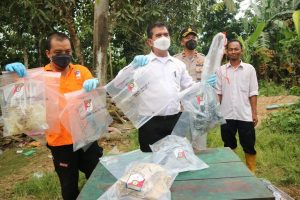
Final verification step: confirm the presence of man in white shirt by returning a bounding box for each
[118,22,216,152]
[216,39,258,174]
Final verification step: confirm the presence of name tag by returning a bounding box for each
[75,70,81,79]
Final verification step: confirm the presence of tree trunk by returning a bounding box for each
[38,37,43,67]
[64,3,85,65]
[109,42,113,79]
[23,48,29,68]
[93,0,109,84]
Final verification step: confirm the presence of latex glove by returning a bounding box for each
[83,78,99,92]
[131,55,149,68]
[4,62,27,77]
[206,74,217,88]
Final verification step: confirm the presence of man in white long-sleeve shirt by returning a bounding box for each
[115,22,216,152]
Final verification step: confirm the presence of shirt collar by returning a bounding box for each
[226,60,244,69]
[148,51,174,63]
[44,63,74,71]
[182,50,198,58]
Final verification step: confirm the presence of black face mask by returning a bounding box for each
[185,39,197,50]
[52,54,71,69]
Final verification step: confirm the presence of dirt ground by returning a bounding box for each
[0,95,299,199]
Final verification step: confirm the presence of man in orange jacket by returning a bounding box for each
[5,32,102,200]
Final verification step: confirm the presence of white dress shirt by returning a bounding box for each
[117,52,194,116]
[216,61,258,122]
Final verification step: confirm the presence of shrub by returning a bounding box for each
[263,100,300,134]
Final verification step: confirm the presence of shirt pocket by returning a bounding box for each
[239,80,250,95]
[168,69,181,91]
[238,72,250,93]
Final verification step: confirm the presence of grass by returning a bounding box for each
[258,80,300,97]
[127,129,139,151]
[9,114,300,199]
[5,84,300,199]
[263,100,300,134]
[207,101,300,187]
[255,127,300,185]
[6,113,300,200]
[12,171,87,200]
[208,126,300,186]
[0,149,29,178]
[259,81,288,96]
[13,172,61,200]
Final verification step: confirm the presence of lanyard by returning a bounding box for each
[223,64,230,84]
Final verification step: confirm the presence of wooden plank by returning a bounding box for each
[176,162,253,181]
[78,160,252,199]
[78,148,273,200]
[198,147,241,164]
[78,175,274,200]
[171,177,274,200]
[78,164,115,200]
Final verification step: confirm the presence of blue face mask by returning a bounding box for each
[52,54,71,69]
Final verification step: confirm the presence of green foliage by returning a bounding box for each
[109,0,241,63]
[235,22,266,63]
[199,0,243,54]
[258,80,288,96]
[277,35,300,86]
[263,100,300,134]
[1,0,299,85]
[110,0,205,62]
[248,22,266,46]
[13,172,61,200]
[289,86,300,96]
[240,0,300,87]
[0,0,93,68]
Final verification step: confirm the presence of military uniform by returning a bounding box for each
[174,51,205,82]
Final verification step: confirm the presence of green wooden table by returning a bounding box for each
[78,147,274,200]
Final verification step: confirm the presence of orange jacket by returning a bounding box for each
[44,63,93,146]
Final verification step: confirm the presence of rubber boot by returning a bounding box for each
[245,153,256,175]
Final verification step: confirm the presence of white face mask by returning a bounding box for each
[153,36,171,51]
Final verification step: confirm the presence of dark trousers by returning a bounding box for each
[138,112,181,152]
[221,119,256,154]
[48,141,103,200]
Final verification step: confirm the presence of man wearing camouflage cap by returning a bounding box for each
[174,27,205,82]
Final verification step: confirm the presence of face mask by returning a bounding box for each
[185,39,197,50]
[52,54,71,69]
[153,36,171,51]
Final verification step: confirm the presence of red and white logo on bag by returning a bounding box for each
[174,148,187,159]
[127,82,135,92]
[12,83,24,95]
[126,173,145,191]
[197,95,201,105]
[83,99,93,112]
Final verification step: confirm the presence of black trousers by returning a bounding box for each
[138,112,181,152]
[48,141,103,200]
[221,119,256,154]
